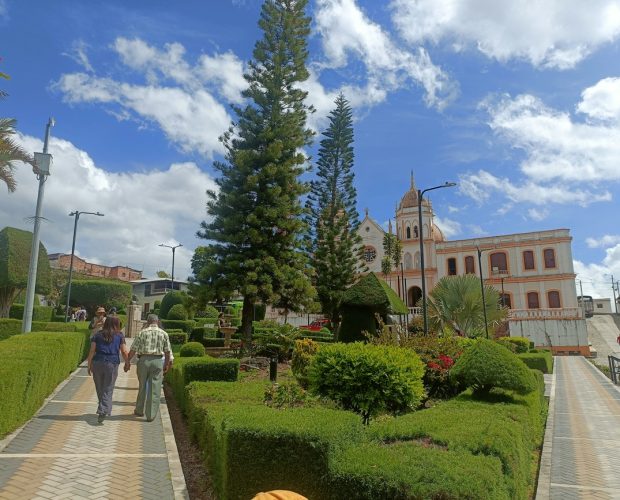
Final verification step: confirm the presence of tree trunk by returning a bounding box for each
[241,296,254,345]
[0,287,18,318]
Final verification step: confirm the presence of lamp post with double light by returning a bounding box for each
[159,243,183,291]
[418,181,457,335]
[65,211,104,321]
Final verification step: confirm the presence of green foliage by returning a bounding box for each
[203,305,219,318]
[382,232,402,274]
[264,381,309,409]
[167,303,188,320]
[308,342,425,423]
[160,319,195,333]
[203,338,225,348]
[497,336,530,353]
[0,227,52,317]
[179,341,206,357]
[0,331,90,437]
[0,118,36,193]
[338,305,377,342]
[305,94,365,326]
[427,275,508,337]
[168,331,189,345]
[196,0,315,341]
[341,272,408,315]
[159,291,186,319]
[0,318,22,340]
[518,351,553,373]
[9,304,53,322]
[451,339,538,396]
[291,338,319,388]
[252,323,300,360]
[0,319,79,341]
[63,279,131,316]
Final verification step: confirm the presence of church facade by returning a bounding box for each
[358,177,589,355]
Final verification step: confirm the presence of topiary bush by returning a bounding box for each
[180,341,206,357]
[518,351,553,374]
[161,319,195,333]
[451,339,538,397]
[292,338,319,389]
[167,303,188,320]
[168,331,189,345]
[159,291,186,319]
[496,336,530,353]
[308,343,426,423]
[9,304,54,322]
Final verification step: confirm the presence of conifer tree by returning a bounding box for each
[306,94,364,328]
[197,0,315,342]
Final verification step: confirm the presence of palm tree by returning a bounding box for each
[426,274,507,337]
[0,118,34,193]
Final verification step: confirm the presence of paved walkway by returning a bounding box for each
[0,358,186,500]
[538,356,620,499]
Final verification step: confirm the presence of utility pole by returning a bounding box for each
[159,243,183,291]
[613,275,618,314]
[22,118,54,333]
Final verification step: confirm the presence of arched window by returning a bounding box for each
[523,250,535,270]
[490,252,508,273]
[413,225,419,238]
[548,291,561,308]
[465,256,475,274]
[447,258,457,275]
[406,226,411,239]
[414,251,420,269]
[544,248,556,269]
[404,252,413,270]
[527,292,540,309]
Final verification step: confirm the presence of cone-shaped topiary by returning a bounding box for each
[451,338,537,397]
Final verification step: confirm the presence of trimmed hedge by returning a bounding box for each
[161,319,195,333]
[169,331,189,345]
[497,336,531,353]
[167,303,188,320]
[518,350,553,374]
[0,330,90,437]
[0,318,23,341]
[0,319,78,341]
[9,304,54,322]
[63,279,131,313]
[203,338,226,348]
[180,342,206,357]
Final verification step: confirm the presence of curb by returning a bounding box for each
[535,357,557,500]
[160,394,190,499]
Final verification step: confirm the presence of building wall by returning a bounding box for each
[593,299,613,314]
[509,318,589,356]
[49,254,141,281]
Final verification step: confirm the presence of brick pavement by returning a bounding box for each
[0,357,187,500]
[537,356,620,500]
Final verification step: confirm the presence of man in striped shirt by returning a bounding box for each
[124,314,172,422]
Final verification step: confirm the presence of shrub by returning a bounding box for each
[518,351,553,373]
[203,338,225,348]
[264,382,309,409]
[9,304,54,322]
[496,336,530,353]
[0,330,90,437]
[32,322,78,332]
[190,326,205,343]
[153,300,162,310]
[291,338,319,388]
[203,305,219,318]
[308,343,426,423]
[180,342,206,357]
[169,331,189,345]
[451,339,538,397]
[0,318,23,341]
[338,305,377,342]
[167,303,188,320]
[62,279,131,315]
[161,319,195,333]
[160,291,186,319]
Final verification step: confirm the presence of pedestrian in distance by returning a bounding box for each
[89,306,107,337]
[124,314,172,422]
[87,316,128,424]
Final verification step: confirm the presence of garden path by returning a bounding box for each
[537,356,620,500]
[0,346,187,500]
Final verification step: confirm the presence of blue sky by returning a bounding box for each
[1,0,620,299]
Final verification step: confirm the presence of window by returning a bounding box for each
[490,252,508,272]
[364,246,377,263]
[548,291,561,308]
[414,251,420,269]
[406,226,411,239]
[597,304,604,309]
[544,248,556,268]
[365,226,370,232]
[413,226,419,238]
[523,250,535,270]
[447,258,457,276]
[500,293,512,309]
[404,252,413,270]
[144,284,151,297]
[465,256,475,274]
[527,292,540,309]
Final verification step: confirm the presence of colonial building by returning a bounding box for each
[130,278,189,318]
[48,253,142,282]
[358,176,588,355]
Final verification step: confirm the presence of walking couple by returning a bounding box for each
[87,314,172,423]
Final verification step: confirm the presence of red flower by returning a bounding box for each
[438,354,454,368]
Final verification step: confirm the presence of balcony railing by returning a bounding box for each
[408,307,423,317]
[508,308,582,320]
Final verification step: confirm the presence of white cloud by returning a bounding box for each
[586,235,620,248]
[527,208,548,221]
[62,40,94,73]
[314,0,457,110]
[577,77,620,122]
[391,0,620,69]
[434,216,461,238]
[574,253,620,299]
[0,134,216,280]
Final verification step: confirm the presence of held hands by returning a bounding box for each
[124,362,131,373]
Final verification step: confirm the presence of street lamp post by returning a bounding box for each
[419,181,457,335]
[159,243,183,291]
[22,118,54,333]
[65,211,104,321]
[477,246,490,339]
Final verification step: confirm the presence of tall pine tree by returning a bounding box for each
[306,94,364,329]
[197,0,315,341]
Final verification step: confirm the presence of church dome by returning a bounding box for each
[431,223,445,242]
[398,173,429,210]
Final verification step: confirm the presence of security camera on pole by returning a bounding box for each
[22,118,54,333]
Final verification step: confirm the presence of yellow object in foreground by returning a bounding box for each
[252,490,308,500]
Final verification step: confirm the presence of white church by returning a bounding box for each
[358,176,589,356]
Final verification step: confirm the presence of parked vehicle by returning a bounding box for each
[300,318,331,332]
